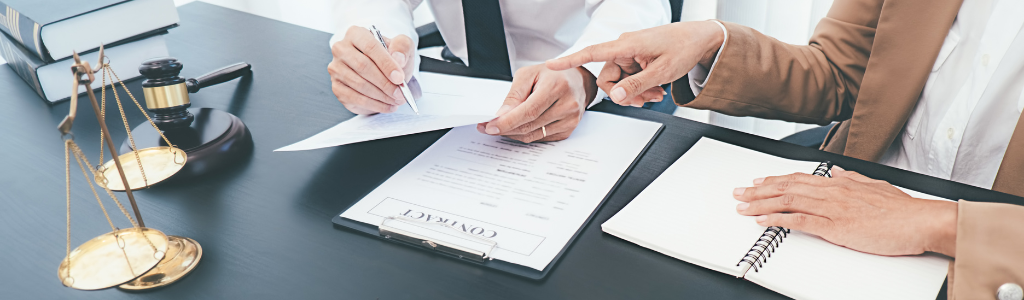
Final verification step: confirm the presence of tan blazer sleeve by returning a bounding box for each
[948,200,1024,299]
[671,0,881,125]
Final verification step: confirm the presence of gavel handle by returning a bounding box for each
[186,62,252,93]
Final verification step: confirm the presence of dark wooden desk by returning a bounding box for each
[2,3,1019,299]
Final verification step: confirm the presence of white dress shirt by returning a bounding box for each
[695,0,1024,189]
[878,0,1024,189]
[330,0,671,104]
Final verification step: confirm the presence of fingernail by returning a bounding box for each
[736,203,749,211]
[756,215,767,223]
[611,87,626,102]
[662,90,668,95]
[832,165,845,172]
[393,89,406,105]
[392,52,406,67]
[390,70,404,84]
[485,126,500,135]
[651,98,662,102]
[477,124,485,133]
[388,105,399,113]
[495,105,513,116]
[733,187,746,196]
[631,103,643,108]
[753,177,764,185]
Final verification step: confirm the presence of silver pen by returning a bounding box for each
[371,25,419,115]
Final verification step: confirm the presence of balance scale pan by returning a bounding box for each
[58,227,169,290]
[100,147,186,191]
[119,236,203,290]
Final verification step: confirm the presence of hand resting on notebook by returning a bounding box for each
[732,166,958,257]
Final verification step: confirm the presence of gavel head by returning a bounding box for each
[140,57,193,130]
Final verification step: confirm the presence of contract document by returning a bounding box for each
[338,112,663,271]
[276,72,512,151]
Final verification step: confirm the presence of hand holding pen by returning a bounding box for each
[327,25,417,114]
[371,25,419,114]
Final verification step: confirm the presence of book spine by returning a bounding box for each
[0,2,47,62]
[0,31,47,102]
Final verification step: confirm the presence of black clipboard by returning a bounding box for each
[332,119,665,280]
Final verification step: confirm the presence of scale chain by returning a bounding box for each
[65,138,163,257]
[107,65,179,155]
[99,63,170,253]
[70,140,126,232]
[103,65,151,187]
[97,67,107,169]
[64,139,71,279]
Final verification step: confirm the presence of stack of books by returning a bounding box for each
[0,0,180,103]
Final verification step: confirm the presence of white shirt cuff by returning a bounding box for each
[688,20,728,97]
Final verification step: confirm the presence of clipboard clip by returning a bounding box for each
[379,216,498,263]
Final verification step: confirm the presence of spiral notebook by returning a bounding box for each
[602,138,951,300]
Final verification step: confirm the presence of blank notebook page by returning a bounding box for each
[602,138,820,277]
[745,230,950,300]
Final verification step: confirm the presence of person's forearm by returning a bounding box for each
[685,20,727,97]
[672,19,870,125]
[697,20,725,70]
[924,200,958,257]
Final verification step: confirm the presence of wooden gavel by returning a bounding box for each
[139,57,252,130]
[123,57,254,178]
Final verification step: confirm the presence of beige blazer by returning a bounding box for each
[670,0,1024,298]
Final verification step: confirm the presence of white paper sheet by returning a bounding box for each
[339,112,662,270]
[276,72,513,151]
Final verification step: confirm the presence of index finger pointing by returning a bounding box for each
[546,42,628,71]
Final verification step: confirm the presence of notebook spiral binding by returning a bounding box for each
[737,226,790,272]
[736,162,832,272]
[812,161,833,178]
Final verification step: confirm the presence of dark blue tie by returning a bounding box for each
[461,0,512,77]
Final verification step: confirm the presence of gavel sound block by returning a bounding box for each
[121,57,253,179]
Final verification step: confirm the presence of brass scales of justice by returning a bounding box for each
[55,46,202,291]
